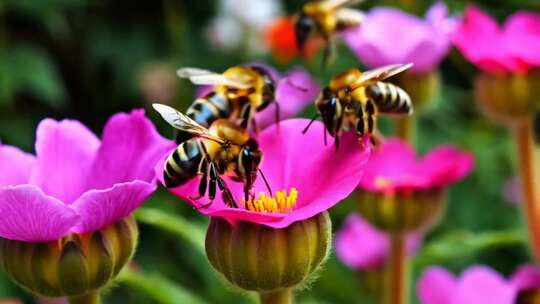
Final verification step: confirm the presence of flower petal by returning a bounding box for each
[87,109,175,190]
[335,214,388,270]
[0,185,79,242]
[420,145,474,188]
[417,267,456,304]
[30,118,100,204]
[504,11,540,68]
[257,68,319,129]
[457,266,517,304]
[0,145,35,187]
[360,139,424,192]
[160,119,370,228]
[71,180,156,234]
[509,264,540,292]
[452,6,518,73]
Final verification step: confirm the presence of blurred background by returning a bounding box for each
[1,0,539,303]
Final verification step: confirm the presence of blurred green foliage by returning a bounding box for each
[0,0,539,303]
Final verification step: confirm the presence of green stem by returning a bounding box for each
[259,289,293,304]
[514,118,540,262]
[384,233,408,304]
[395,116,415,145]
[68,291,101,304]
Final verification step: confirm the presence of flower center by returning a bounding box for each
[242,188,298,213]
[375,175,393,190]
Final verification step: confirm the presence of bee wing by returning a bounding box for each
[320,0,364,10]
[356,63,413,86]
[152,103,224,143]
[177,67,251,89]
[335,8,365,26]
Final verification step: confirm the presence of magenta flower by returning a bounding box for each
[453,6,540,74]
[157,119,371,228]
[344,2,456,73]
[509,264,540,293]
[359,139,474,193]
[335,214,421,271]
[195,64,319,129]
[417,266,518,304]
[0,110,173,242]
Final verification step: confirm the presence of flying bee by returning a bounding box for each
[303,63,414,148]
[175,64,280,143]
[295,0,365,67]
[153,103,272,208]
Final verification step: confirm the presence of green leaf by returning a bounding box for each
[117,268,209,304]
[414,230,526,268]
[134,208,206,254]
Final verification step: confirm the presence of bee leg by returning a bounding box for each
[240,103,252,130]
[274,101,281,131]
[321,38,336,69]
[334,135,340,151]
[217,175,238,208]
[189,168,208,201]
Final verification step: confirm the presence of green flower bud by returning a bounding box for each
[475,71,540,125]
[0,216,138,298]
[205,212,331,292]
[357,189,445,233]
[395,70,440,112]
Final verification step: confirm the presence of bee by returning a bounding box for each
[175,65,279,143]
[303,63,414,148]
[295,0,365,67]
[153,103,271,208]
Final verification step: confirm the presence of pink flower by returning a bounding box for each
[195,64,320,130]
[359,139,474,193]
[157,119,371,228]
[335,214,421,271]
[509,264,540,293]
[0,110,174,242]
[453,6,540,74]
[417,266,518,304]
[344,2,456,73]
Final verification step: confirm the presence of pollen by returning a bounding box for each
[242,188,298,213]
[375,175,393,190]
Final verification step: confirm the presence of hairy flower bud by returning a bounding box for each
[357,189,445,233]
[475,72,540,125]
[0,217,137,298]
[205,212,331,292]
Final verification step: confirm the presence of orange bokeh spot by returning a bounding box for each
[264,16,322,64]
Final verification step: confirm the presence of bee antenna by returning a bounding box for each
[258,168,272,197]
[302,113,319,134]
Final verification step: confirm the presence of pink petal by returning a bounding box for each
[452,6,518,73]
[336,214,422,271]
[160,119,370,228]
[457,266,517,304]
[420,145,474,188]
[0,145,35,187]
[335,214,389,270]
[71,180,155,234]
[87,109,175,190]
[504,11,540,68]
[360,139,425,192]
[257,68,319,129]
[509,264,540,292]
[0,185,79,242]
[30,118,100,204]
[417,267,456,304]
[345,6,453,72]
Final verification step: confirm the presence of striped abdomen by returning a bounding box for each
[365,82,412,115]
[175,91,232,143]
[164,140,203,188]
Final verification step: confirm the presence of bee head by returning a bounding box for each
[315,87,340,136]
[240,138,262,173]
[294,12,315,52]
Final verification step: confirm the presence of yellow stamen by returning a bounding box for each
[375,175,393,190]
[243,188,299,213]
